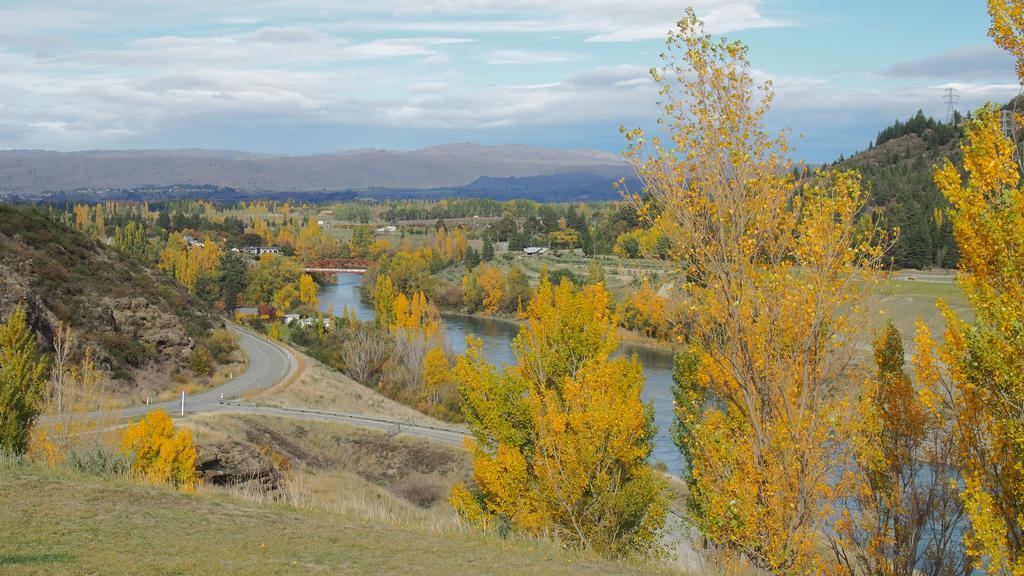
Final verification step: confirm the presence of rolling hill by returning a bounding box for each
[0,204,216,390]
[0,144,632,200]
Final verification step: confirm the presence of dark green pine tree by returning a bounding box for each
[218,251,248,311]
[482,238,495,261]
[465,246,481,268]
[903,205,935,269]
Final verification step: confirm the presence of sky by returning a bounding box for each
[0,1,1020,162]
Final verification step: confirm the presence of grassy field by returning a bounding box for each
[0,460,679,576]
[876,273,971,347]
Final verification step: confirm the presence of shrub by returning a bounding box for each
[205,328,239,363]
[392,473,448,508]
[340,324,392,384]
[66,443,130,477]
[189,346,213,376]
[120,409,197,489]
[102,333,154,371]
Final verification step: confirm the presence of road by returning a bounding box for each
[119,323,297,420]
[118,324,469,448]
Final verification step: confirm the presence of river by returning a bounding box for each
[319,273,683,475]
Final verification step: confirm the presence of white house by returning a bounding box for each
[523,246,549,255]
[241,246,281,256]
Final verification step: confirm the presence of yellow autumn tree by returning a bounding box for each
[989,0,1024,80]
[476,264,506,313]
[452,277,667,557]
[272,283,300,313]
[74,204,91,232]
[252,217,274,244]
[295,219,325,261]
[618,278,670,339]
[392,291,441,337]
[120,409,197,490]
[158,234,221,291]
[421,346,453,406]
[373,274,397,328]
[298,274,319,307]
[916,102,1024,576]
[623,12,886,574]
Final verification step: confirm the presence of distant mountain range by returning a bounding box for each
[0,144,636,202]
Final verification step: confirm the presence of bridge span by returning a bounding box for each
[303,258,371,274]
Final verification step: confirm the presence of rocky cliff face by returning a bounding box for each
[0,204,216,391]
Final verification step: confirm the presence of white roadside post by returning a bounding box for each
[180,391,185,416]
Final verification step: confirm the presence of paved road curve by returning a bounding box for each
[119,323,296,420]
[119,324,468,449]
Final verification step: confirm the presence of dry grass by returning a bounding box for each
[210,468,464,535]
[253,350,445,426]
[0,459,683,576]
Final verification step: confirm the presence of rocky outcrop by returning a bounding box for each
[195,441,282,493]
[106,296,196,366]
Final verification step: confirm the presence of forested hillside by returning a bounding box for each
[839,110,961,269]
[842,100,1022,270]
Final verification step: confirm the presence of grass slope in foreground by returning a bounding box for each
[0,461,673,576]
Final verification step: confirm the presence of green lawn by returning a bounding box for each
[0,462,676,576]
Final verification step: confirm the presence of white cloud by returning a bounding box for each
[879,45,1017,81]
[331,0,784,41]
[0,0,1014,161]
[486,49,574,64]
[74,27,473,67]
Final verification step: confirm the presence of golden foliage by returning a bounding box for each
[453,278,667,556]
[392,291,442,338]
[989,0,1024,80]
[120,409,197,490]
[421,347,452,395]
[158,234,222,291]
[299,274,319,307]
[272,283,300,313]
[618,278,674,339]
[922,105,1024,576]
[373,274,397,328]
[623,11,887,574]
[432,226,468,262]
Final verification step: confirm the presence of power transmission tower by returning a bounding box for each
[944,87,960,125]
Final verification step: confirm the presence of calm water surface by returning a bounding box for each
[318,273,682,474]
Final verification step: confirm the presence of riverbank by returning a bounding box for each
[439,307,681,354]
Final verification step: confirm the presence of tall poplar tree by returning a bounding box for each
[0,306,49,455]
[624,11,887,574]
